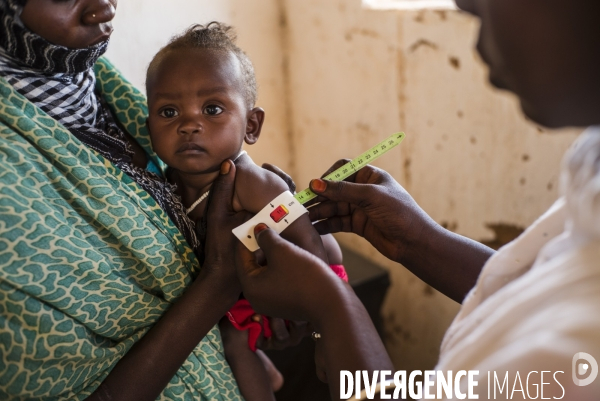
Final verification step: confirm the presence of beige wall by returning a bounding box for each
[107,0,581,373]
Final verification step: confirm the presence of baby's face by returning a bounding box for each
[147,48,250,175]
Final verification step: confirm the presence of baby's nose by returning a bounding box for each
[178,121,202,135]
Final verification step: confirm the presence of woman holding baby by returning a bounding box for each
[0,0,254,399]
[0,1,330,400]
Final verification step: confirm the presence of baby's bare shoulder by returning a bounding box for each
[234,154,289,213]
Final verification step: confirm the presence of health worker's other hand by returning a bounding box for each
[308,161,436,266]
[235,225,349,324]
[236,225,395,401]
[204,161,253,293]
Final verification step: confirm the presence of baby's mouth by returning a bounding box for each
[177,142,205,154]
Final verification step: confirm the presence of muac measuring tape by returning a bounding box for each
[232,132,406,251]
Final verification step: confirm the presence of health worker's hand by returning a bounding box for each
[308,161,435,266]
[235,225,350,325]
[236,226,394,401]
[308,160,494,303]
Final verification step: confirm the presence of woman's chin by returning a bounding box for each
[487,75,561,128]
[488,74,511,92]
[518,98,571,130]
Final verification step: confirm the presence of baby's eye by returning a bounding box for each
[204,105,224,116]
[159,108,178,118]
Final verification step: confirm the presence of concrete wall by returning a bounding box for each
[107,0,581,374]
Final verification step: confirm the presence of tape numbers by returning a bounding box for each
[294,132,405,204]
[232,133,405,251]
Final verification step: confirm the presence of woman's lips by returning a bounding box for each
[90,34,110,46]
[177,142,205,154]
[89,25,114,46]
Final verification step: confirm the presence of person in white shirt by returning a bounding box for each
[205,0,600,399]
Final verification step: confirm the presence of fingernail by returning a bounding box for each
[310,179,327,193]
[254,223,269,236]
[220,160,231,174]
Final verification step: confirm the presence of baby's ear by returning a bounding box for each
[244,107,265,145]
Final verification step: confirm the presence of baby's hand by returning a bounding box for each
[255,317,308,351]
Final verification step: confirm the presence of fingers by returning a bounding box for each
[320,159,351,179]
[207,160,237,215]
[308,199,351,222]
[310,178,372,207]
[251,314,266,350]
[310,202,368,236]
[238,224,338,322]
[253,224,325,270]
[262,163,296,193]
[258,319,307,351]
[234,238,263,278]
[309,162,395,207]
[301,159,353,208]
[253,223,297,261]
[269,318,291,349]
[313,216,352,235]
[288,320,309,345]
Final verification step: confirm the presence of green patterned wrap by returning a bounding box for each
[0,57,242,400]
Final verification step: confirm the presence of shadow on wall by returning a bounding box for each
[441,221,525,250]
[480,223,525,250]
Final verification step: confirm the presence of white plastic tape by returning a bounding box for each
[232,191,308,251]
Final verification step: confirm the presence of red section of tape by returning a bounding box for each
[269,205,289,223]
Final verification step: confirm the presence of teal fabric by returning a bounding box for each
[0,57,242,400]
[146,159,164,177]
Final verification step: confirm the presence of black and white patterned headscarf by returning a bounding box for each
[0,0,201,254]
[0,0,107,131]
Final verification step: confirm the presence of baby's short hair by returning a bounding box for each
[146,22,257,108]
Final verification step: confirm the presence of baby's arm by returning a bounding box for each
[321,234,343,265]
[220,319,277,401]
[234,157,329,263]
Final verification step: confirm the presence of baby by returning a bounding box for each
[145,23,346,400]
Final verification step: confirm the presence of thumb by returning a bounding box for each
[253,224,319,270]
[208,160,237,214]
[310,178,370,206]
[253,223,292,259]
[234,224,286,280]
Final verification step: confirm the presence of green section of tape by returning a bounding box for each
[294,132,405,204]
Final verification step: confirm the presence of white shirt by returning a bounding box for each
[435,127,600,400]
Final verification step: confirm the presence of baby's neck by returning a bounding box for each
[170,170,218,215]
[168,152,247,219]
